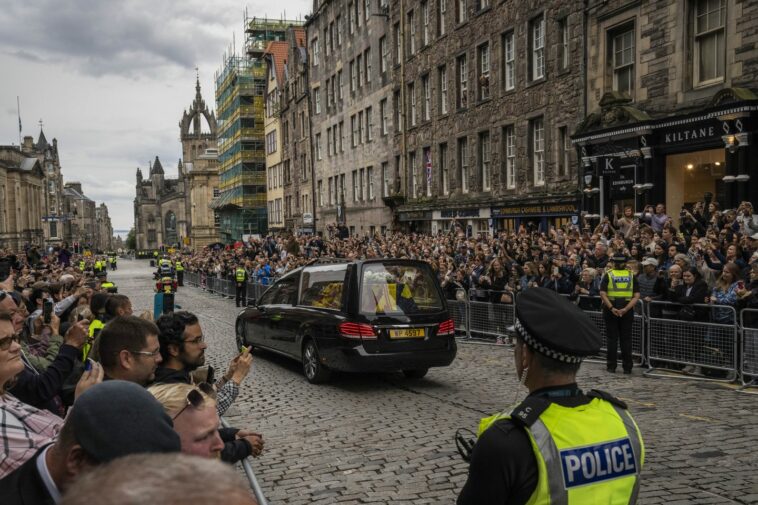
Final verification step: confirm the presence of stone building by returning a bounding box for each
[94,203,113,251]
[264,40,288,232]
[134,78,217,250]
[574,0,758,221]
[181,76,220,248]
[0,145,45,249]
[389,0,585,235]
[279,26,314,233]
[187,147,220,248]
[133,157,189,250]
[307,0,395,236]
[20,132,66,245]
[62,182,96,248]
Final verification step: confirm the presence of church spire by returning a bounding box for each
[195,67,202,104]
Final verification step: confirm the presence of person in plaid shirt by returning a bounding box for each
[0,313,103,479]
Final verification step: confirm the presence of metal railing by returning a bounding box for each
[645,301,739,382]
[740,308,758,391]
[219,417,268,505]
[467,289,515,341]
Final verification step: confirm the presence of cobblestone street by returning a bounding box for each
[115,260,758,504]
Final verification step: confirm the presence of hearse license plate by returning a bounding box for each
[389,328,425,339]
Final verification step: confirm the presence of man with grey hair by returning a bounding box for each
[60,453,258,505]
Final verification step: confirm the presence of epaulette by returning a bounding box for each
[587,389,628,409]
[508,396,551,428]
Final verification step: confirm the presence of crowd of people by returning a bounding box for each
[0,247,261,504]
[185,200,758,328]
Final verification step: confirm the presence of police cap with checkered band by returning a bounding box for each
[514,288,601,363]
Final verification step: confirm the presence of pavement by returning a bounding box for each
[114,259,758,504]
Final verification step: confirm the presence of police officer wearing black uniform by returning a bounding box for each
[457,288,644,505]
[599,253,641,374]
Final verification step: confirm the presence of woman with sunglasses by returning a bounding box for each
[0,313,102,478]
[148,382,263,463]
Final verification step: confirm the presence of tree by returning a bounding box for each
[126,228,137,250]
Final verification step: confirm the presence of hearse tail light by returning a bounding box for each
[338,322,377,339]
[437,319,455,336]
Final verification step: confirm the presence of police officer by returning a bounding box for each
[457,288,644,504]
[600,253,640,374]
[234,264,248,307]
[100,275,118,294]
[175,257,184,286]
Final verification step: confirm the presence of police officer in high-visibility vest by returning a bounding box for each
[600,254,641,374]
[234,265,248,307]
[175,258,184,286]
[457,288,644,505]
[78,259,86,272]
[100,278,118,293]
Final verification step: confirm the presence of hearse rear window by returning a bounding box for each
[359,263,443,316]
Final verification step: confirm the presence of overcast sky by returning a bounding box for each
[0,0,311,233]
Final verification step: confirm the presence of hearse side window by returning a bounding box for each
[258,284,279,306]
[299,265,348,310]
[273,277,299,305]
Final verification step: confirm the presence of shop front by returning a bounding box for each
[398,210,434,234]
[491,200,581,233]
[574,90,758,224]
[432,208,491,237]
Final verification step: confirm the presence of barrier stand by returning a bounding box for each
[644,301,739,383]
[219,417,269,505]
[738,308,758,394]
[466,289,515,345]
[578,297,646,367]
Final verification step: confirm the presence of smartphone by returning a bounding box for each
[84,359,93,372]
[552,266,559,276]
[737,281,745,290]
[43,300,53,324]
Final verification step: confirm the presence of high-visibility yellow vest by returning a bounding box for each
[607,269,634,300]
[175,261,184,271]
[235,268,246,282]
[479,394,644,505]
[78,261,85,270]
[101,281,116,292]
[84,318,106,361]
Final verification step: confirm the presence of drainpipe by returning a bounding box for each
[399,0,407,207]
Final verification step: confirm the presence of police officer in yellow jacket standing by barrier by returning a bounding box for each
[457,288,644,505]
[175,258,184,286]
[235,265,248,307]
[600,254,640,374]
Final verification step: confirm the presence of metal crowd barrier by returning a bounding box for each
[219,417,269,505]
[739,308,758,391]
[578,296,646,365]
[467,290,515,341]
[645,301,738,382]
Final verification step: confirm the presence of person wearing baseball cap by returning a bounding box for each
[600,253,640,374]
[638,257,665,303]
[0,381,181,505]
[457,288,644,505]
